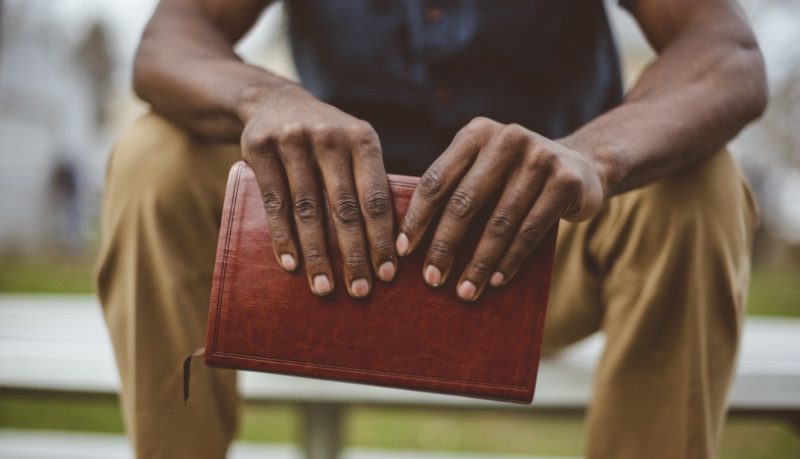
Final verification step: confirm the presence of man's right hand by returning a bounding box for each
[133,0,396,297]
[239,85,396,298]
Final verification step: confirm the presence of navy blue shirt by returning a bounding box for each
[286,0,627,175]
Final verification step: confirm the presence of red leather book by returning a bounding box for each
[204,161,557,404]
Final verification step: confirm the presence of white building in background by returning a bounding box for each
[0,3,107,255]
[0,0,291,257]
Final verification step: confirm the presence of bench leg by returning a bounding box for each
[301,403,343,459]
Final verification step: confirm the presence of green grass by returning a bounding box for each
[1,391,799,457]
[748,264,800,316]
[238,403,297,443]
[0,392,123,434]
[349,408,586,455]
[0,258,96,294]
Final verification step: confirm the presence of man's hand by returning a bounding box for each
[134,0,396,298]
[240,86,396,297]
[396,117,606,302]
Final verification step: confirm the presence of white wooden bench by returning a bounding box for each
[1,293,799,459]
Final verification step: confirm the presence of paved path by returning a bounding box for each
[0,430,579,459]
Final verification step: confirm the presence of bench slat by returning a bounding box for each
[1,294,799,410]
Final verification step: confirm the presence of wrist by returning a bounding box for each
[235,78,313,123]
[559,135,628,200]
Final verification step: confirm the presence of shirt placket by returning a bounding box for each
[405,0,477,115]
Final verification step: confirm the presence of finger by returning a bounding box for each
[492,180,564,286]
[314,130,372,298]
[424,124,529,287]
[349,123,396,282]
[455,169,545,301]
[277,128,335,296]
[396,118,499,257]
[243,137,300,273]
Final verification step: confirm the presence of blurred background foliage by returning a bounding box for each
[0,0,798,457]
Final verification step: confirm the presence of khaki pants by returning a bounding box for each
[96,113,758,458]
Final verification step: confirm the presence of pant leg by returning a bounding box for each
[581,150,758,458]
[95,113,242,458]
[544,149,757,458]
[542,214,608,356]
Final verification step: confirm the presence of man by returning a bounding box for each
[95,0,766,457]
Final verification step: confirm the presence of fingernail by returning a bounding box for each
[396,233,409,256]
[350,278,370,297]
[458,281,477,301]
[378,261,396,281]
[280,253,296,271]
[490,272,504,287]
[313,275,332,295]
[424,264,442,287]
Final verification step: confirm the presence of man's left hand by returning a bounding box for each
[395,117,608,301]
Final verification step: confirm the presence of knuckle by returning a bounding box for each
[553,170,582,195]
[303,247,325,265]
[270,229,291,245]
[488,211,516,238]
[344,251,368,270]
[364,189,392,219]
[347,120,376,140]
[526,147,556,173]
[348,121,380,155]
[457,117,496,143]
[498,123,530,150]
[429,239,454,261]
[445,188,475,220]
[310,124,344,149]
[262,190,287,217]
[276,123,306,145]
[469,259,493,276]
[356,142,381,160]
[241,131,272,153]
[331,193,361,225]
[371,239,395,257]
[466,116,494,132]
[519,223,542,246]
[294,194,321,222]
[419,167,445,198]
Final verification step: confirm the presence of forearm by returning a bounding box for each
[133,0,303,141]
[562,11,767,197]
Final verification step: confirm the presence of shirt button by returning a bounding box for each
[424,6,443,22]
[434,85,452,103]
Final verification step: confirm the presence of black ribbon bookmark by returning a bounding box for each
[182,347,206,404]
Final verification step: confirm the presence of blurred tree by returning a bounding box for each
[74,20,113,131]
[48,156,82,257]
[736,0,800,262]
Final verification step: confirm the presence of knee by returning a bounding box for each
[623,150,757,252]
[106,113,200,208]
[599,151,754,339]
